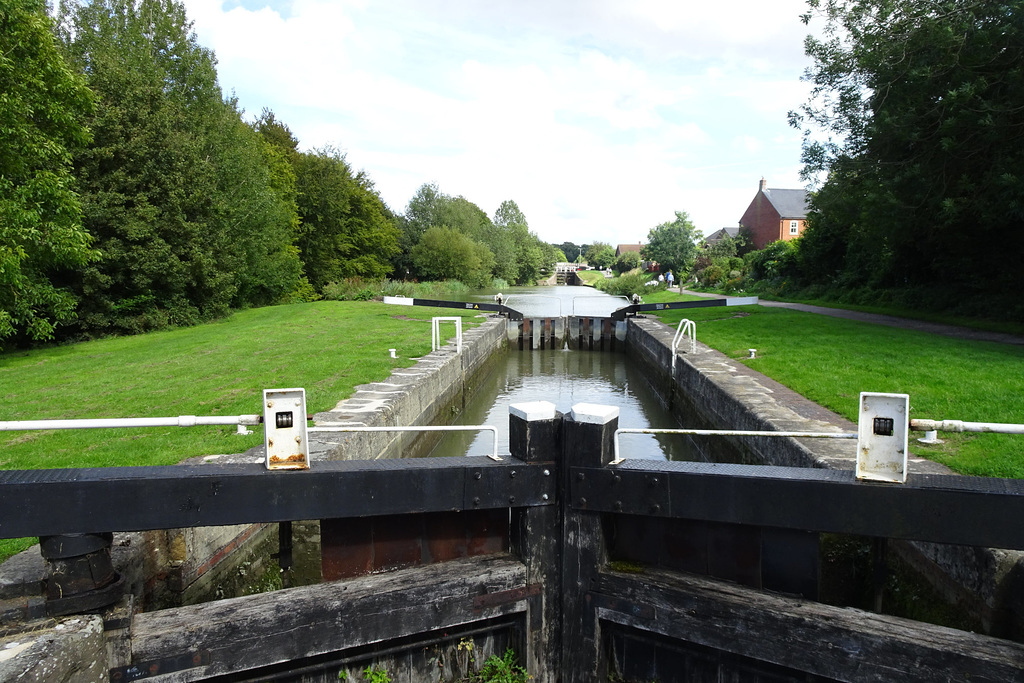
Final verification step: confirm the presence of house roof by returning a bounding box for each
[763,188,809,218]
[615,243,644,255]
[705,227,739,243]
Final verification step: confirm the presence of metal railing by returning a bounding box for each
[671,318,696,369]
[431,316,463,354]
[612,427,856,463]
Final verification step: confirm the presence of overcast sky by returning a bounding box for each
[181,0,818,245]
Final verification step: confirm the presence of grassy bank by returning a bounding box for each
[0,301,482,561]
[575,270,605,286]
[644,291,1024,479]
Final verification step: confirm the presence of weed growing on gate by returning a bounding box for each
[361,666,392,683]
[0,301,483,562]
[472,649,530,683]
[646,292,1024,478]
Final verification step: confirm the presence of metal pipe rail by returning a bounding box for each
[613,427,856,462]
[911,419,1024,435]
[309,425,501,459]
[0,414,261,431]
[671,318,696,370]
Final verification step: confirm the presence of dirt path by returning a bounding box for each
[675,288,1024,346]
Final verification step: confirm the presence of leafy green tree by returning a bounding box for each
[411,226,490,287]
[614,251,641,273]
[0,0,95,343]
[642,211,701,275]
[791,0,1024,298]
[493,199,549,285]
[57,0,227,333]
[558,242,582,263]
[293,147,399,289]
[56,0,301,334]
[207,99,301,306]
[585,242,615,269]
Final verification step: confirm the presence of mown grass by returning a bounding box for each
[644,291,1024,479]
[575,270,606,285]
[0,301,482,561]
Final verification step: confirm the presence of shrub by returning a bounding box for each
[597,270,662,297]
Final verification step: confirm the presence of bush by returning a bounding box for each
[321,278,380,301]
[596,270,662,297]
[745,240,798,280]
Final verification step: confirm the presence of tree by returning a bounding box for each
[557,242,582,263]
[585,242,615,269]
[411,226,490,287]
[398,184,495,281]
[0,0,95,343]
[642,211,701,275]
[614,251,641,273]
[293,147,399,289]
[791,0,1024,299]
[57,0,302,334]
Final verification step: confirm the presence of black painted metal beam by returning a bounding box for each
[609,297,758,320]
[404,298,524,320]
[571,460,1024,550]
[0,458,555,538]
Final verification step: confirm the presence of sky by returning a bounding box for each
[181,0,819,245]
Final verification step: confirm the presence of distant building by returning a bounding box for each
[704,227,740,247]
[615,243,657,271]
[739,178,809,249]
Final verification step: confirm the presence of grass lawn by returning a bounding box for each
[643,291,1024,479]
[0,301,482,561]
[575,270,606,285]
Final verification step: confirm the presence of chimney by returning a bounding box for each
[759,177,767,192]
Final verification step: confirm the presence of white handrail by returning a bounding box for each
[671,318,696,370]
[432,316,463,354]
[309,425,501,459]
[0,415,261,431]
[613,427,856,462]
[910,419,1024,435]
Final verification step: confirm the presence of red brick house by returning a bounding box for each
[739,178,809,249]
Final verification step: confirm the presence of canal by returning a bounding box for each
[426,284,696,461]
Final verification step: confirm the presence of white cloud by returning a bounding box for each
[183,0,817,245]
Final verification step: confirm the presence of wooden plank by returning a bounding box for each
[574,461,1024,551]
[127,555,527,682]
[595,567,1024,683]
[509,408,562,683]
[560,411,616,683]
[0,459,554,538]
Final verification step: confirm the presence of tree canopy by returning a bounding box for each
[396,185,552,287]
[0,0,95,343]
[55,0,302,334]
[642,211,701,275]
[791,0,1024,302]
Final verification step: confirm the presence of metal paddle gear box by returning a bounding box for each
[263,388,309,470]
[856,392,909,483]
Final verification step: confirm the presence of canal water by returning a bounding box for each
[426,285,696,461]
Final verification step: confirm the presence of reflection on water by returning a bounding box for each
[469,285,630,319]
[426,349,694,461]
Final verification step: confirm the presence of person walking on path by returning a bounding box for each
[666,270,674,288]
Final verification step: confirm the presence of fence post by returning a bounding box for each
[509,401,562,683]
[561,403,618,683]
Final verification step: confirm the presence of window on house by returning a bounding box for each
[789,221,799,235]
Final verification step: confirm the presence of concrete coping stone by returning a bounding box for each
[571,403,620,425]
[509,401,557,422]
